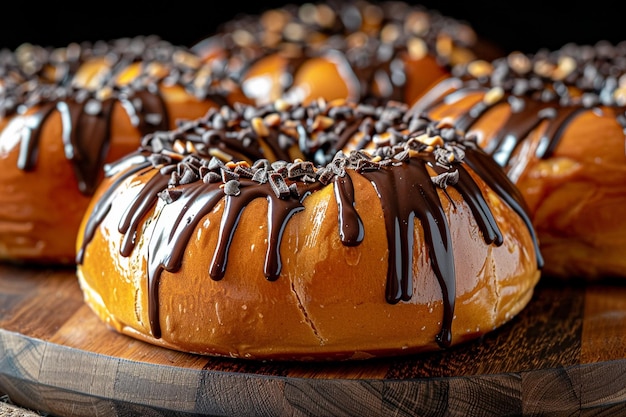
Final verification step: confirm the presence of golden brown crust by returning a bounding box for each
[410,42,626,279]
[508,109,626,278]
[76,100,541,360]
[77,164,539,360]
[191,0,501,107]
[0,37,229,264]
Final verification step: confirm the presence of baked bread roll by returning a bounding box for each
[191,0,502,107]
[0,36,236,264]
[76,98,542,360]
[410,41,626,279]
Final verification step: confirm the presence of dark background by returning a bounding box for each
[1,1,624,54]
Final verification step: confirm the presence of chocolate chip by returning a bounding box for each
[431,170,459,188]
[158,188,183,203]
[268,172,291,199]
[222,180,241,196]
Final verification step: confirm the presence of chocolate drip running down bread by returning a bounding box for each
[76,99,542,360]
[0,1,503,266]
[410,41,626,279]
[0,36,236,263]
[0,36,230,194]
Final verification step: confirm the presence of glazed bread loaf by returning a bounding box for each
[191,0,501,107]
[411,41,626,279]
[0,36,236,264]
[76,99,542,360]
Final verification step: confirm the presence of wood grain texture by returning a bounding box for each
[1,264,626,416]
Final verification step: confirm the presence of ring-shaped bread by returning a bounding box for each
[76,98,542,360]
[411,41,626,279]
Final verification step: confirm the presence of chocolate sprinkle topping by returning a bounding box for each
[77,99,541,349]
[413,41,626,167]
[191,0,483,105]
[0,36,230,195]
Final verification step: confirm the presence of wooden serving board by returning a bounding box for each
[1,263,626,417]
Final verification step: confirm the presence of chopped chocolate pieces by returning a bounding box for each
[315,167,334,185]
[287,161,316,179]
[251,168,269,183]
[203,171,222,183]
[453,41,626,107]
[268,172,291,199]
[220,167,239,183]
[1,35,245,197]
[393,150,411,162]
[0,36,227,118]
[179,168,200,185]
[433,147,461,167]
[168,171,181,186]
[208,157,225,171]
[158,188,183,203]
[222,180,241,196]
[195,0,483,104]
[355,158,381,172]
[431,170,459,188]
[142,99,477,200]
[234,164,255,179]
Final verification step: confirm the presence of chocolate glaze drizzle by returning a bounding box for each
[191,0,484,105]
[77,99,541,347]
[411,41,626,169]
[0,36,230,195]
